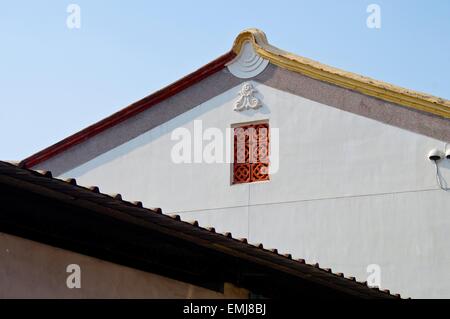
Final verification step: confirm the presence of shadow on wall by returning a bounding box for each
[435,158,450,191]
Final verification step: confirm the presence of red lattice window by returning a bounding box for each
[233,122,270,184]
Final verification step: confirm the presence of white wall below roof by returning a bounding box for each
[60,81,450,298]
[180,188,450,298]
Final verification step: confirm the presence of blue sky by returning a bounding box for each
[1,0,449,160]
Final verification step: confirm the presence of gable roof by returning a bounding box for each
[0,160,401,299]
[21,28,450,169]
[234,29,450,118]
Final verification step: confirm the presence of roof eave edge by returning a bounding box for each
[233,28,450,119]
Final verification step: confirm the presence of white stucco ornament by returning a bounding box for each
[234,82,262,112]
[227,41,269,79]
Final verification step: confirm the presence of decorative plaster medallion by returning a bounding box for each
[234,82,262,112]
[227,41,269,79]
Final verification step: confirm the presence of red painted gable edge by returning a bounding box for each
[21,51,237,169]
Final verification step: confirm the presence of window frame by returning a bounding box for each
[231,120,270,185]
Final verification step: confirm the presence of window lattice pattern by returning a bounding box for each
[233,123,269,184]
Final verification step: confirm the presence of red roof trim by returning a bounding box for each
[21,51,237,168]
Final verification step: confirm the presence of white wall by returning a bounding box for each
[60,81,450,298]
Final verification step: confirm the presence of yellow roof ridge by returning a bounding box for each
[232,28,450,119]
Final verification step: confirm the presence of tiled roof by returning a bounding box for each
[0,160,402,299]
